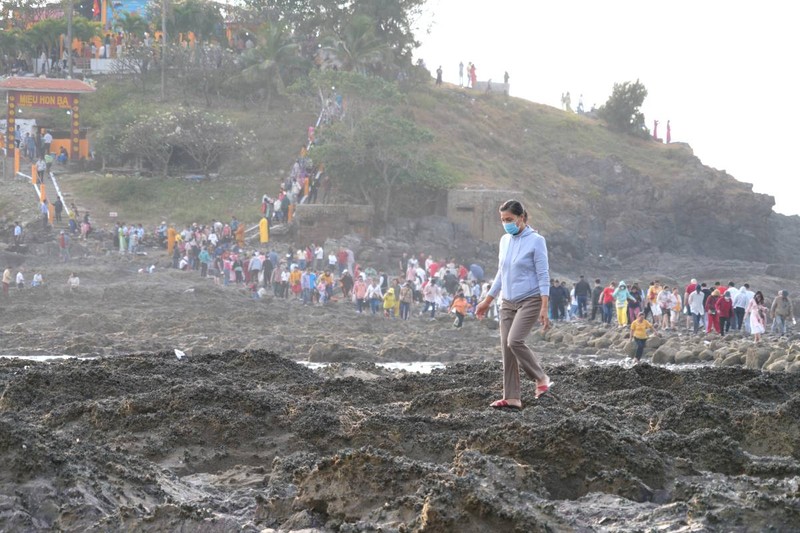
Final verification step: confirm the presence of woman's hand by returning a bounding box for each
[475,297,492,319]
[539,295,551,330]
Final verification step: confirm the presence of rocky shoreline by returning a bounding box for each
[2,350,799,531]
[1,232,799,531]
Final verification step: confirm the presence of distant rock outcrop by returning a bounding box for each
[547,149,800,266]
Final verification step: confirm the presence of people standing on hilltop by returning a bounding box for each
[746,291,767,343]
[666,120,672,143]
[469,63,477,88]
[458,61,464,86]
[476,199,552,410]
[435,66,442,86]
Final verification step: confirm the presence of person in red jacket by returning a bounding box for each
[705,289,722,334]
[715,291,734,335]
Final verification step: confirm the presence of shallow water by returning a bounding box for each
[0,355,96,361]
[299,361,446,373]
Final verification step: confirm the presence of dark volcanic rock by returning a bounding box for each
[2,354,800,531]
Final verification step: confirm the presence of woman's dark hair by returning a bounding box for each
[499,199,525,217]
[754,291,764,304]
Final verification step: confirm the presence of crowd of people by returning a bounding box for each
[151,220,489,327]
[549,276,795,341]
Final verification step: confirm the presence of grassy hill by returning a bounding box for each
[5,74,798,266]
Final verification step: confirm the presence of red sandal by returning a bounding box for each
[535,378,553,399]
[490,399,521,410]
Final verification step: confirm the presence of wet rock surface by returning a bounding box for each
[1,351,799,531]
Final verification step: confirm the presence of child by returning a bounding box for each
[629,311,658,364]
[383,287,396,318]
[450,292,468,328]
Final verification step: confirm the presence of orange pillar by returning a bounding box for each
[14,145,20,175]
[31,164,37,184]
[167,227,176,255]
[287,204,294,223]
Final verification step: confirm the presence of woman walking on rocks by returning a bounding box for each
[746,291,767,343]
[476,200,552,410]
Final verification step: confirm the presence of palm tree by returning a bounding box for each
[24,19,66,66]
[323,14,390,75]
[115,12,150,41]
[171,0,222,45]
[230,23,301,110]
[71,16,102,43]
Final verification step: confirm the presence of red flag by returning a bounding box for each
[92,0,100,18]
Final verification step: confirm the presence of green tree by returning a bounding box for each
[71,16,102,43]
[227,23,302,110]
[238,0,423,69]
[24,18,66,58]
[122,111,178,176]
[115,11,150,40]
[171,109,242,176]
[170,0,223,44]
[170,43,239,107]
[322,14,390,74]
[353,0,425,65]
[598,79,648,136]
[111,42,155,93]
[0,28,24,63]
[317,105,453,223]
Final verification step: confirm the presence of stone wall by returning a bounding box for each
[446,189,521,242]
[292,204,374,245]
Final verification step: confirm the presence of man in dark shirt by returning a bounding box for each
[575,275,591,318]
[591,279,603,321]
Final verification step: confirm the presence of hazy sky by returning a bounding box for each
[414,0,799,216]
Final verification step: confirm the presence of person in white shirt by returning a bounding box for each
[314,245,324,270]
[16,270,25,288]
[13,222,23,246]
[366,279,383,315]
[733,284,754,332]
[68,272,80,290]
[687,286,706,334]
[725,282,740,329]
